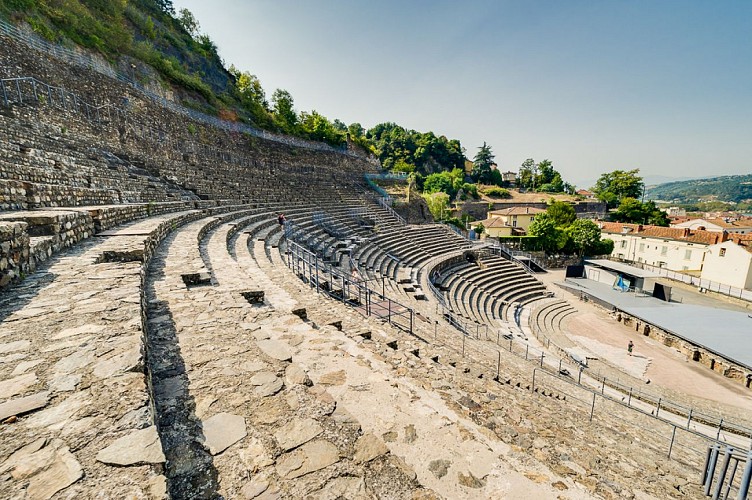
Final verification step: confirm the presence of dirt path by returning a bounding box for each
[540,270,752,414]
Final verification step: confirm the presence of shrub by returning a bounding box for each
[483,186,511,198]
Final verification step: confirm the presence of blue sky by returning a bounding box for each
[173,0,751,187]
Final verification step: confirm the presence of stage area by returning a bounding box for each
[558,277,752,370]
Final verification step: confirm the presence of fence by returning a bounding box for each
[702,445,751,499]
[0,19,361,157]
[527,299,752,445]
[285,240,414,334]
[607,257,752,302]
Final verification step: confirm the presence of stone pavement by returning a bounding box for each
[0,210,205,499]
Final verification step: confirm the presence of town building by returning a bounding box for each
[599,222,723,272]
[701,235,752,290]
[471,206,544,238]
[672,218,752,235]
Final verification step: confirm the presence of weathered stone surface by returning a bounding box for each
[0,339,31,354]
[428,459,451,479]
[458,471,485,489]
[354,433,389,463]
[319,370,346,386]
[255,377,284,397]
[240,478,269,499]
[0,391,49,420]
[202,412,247,455]
[52,323,105,340]
[404,424,417,444]
[284,363,311,386]
[0,372,38,398]
[53,348,95,374]
[312,476,369,499]
[96,426,165,465]
[256,340,292,361]
[275,440,339,479]
[250,371,278,386]
[48,373,81,393]
[274,418,323,451]
[10,358,44,375]
[92,346,141,379]
[25,446,83,500]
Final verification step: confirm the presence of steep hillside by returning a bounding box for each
[0,0,467,167]
[645,174,752,203]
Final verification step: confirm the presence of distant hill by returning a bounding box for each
[645,174,752,203]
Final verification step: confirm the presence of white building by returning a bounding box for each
[672,218,752,235]
[701,236,752,290]
[599,222,724,272]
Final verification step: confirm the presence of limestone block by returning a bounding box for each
[96,426,165,466]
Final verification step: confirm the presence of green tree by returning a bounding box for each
[567,219,602,256]
[271,89,298,132]
[528,213,567,253]
[471,142,495,183]
[612,198,670,226]
[422,192,450,220]
[519,158,535,190]
[546,201,576,227]
[177,8,200,37]
[593,169,644,209]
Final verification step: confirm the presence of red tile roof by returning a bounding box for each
[599,222,726,245]
[489,206,545,216]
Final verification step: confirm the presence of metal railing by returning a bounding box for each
[702,445,751,499]
[0,19,362,157]
[527,304,752,444]
[285,240,414,334]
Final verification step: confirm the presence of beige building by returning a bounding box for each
[471,206,544,238]
[701,236,752,290]
[599,222,724,272]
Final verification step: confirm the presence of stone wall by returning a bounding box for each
[613,310,752,386]
[0,34,379,209]
[0,221,29,287]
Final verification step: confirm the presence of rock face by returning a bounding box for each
[96,426,165,466]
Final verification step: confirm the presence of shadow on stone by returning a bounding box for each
[145,247,219,499]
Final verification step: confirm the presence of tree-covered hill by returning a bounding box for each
[645,174,752,204]
[0,0,467,170]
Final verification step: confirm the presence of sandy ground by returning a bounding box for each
[540,270,752,413]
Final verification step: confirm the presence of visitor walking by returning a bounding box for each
[277,213,286,226]
[627,340,634,356]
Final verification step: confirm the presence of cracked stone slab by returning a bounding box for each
[0,340,31,355]
[274,418,323,451]
[26,446,83,499]
[275,439,339,479]
[353,433,389,463]
[96,426,165,466]
[256,340,292,361]
[202,412,247,455]
[0,372,38,399]
[0,391,50,421]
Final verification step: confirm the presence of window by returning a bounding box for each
[512,220,517,227]
[661,246,667,256]
[621,240,627,249]
[719,248,726,257]
[684,249,692,260]
[682,266,688,271]
[639,243,645,252]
